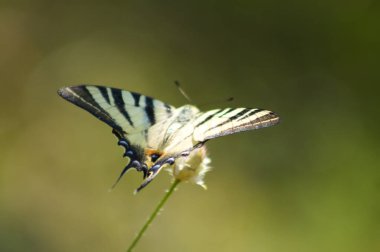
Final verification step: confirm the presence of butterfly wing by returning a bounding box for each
[193,108,279,142]
[58,85,176,188]
[134,106,279,192]
[58,85,175,134]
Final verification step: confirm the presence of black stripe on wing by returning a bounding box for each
[98,86,111,104]
[195,109,224,127]
[58,86,124,132]
[144,96,156,125]
[131,92,141,106]
[237,109,263,121]
[111,88,134,127]
[207,108,258,131]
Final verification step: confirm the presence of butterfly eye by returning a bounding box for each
[151,153,160,162]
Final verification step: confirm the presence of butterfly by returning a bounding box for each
[58,85,280,192]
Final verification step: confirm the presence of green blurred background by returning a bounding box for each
[1,1,379,251]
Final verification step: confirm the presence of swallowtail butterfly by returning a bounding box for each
[58,85,280,192]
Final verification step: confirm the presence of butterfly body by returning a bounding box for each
[147,105,200,152]
[58,85,279,192]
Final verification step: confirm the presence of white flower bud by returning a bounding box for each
[169,146,211,188]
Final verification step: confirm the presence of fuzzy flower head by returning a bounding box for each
[168,146,211,188]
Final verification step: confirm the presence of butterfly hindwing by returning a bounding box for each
[58,85,178,189]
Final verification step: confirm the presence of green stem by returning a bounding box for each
[127,179,181,252]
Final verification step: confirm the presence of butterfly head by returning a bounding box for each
[143,149,164,170]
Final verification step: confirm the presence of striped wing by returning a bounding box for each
[193,108,280,142]
[58,85,175,135]
[58,85,178,190]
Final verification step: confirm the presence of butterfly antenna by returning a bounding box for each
[174,80,192,102]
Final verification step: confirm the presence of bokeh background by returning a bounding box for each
[1,1,379,251]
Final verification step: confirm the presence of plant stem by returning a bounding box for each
[127,179,181,252]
